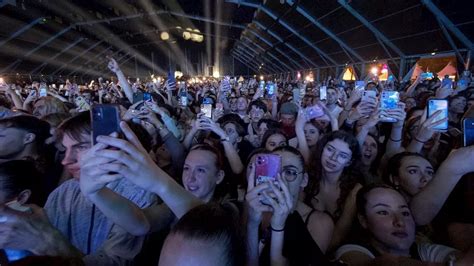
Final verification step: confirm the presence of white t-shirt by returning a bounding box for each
[327,105,343,119]
[335,243,457,263]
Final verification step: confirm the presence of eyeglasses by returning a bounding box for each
[281,167,304,182]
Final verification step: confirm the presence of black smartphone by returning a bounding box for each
[91,104,121,145]
[463,118,474,146]
[133,91,144,104]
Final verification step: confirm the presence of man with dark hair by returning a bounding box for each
[0,115,51,163]
[0,111,156,265]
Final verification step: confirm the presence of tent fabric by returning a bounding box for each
[437,61,457,77]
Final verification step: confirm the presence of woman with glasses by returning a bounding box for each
[245,146,334,266]
[304,130,362,252]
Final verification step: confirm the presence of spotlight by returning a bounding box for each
[431,52,436,56]
[183,31,191,40]
[160,32,169,41]
[260,75,264,80]
[371,67,378,75]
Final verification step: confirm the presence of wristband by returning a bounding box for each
[389,136,402,142]
[414,136,428,144]
[270,225,285,232]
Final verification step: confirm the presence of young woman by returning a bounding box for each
[261,129,288,151]
[335,184,470,265]
[304,130,362,251]
[245,146,333,266]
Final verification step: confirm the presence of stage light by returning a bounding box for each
[431,52,436,56]
[297,72,301,79]
[370,67,378,75]
[160,32,169,41]
[260,75,264,80]
[213,71,220,78]
[183,31,191,40]
[381,64,388,74]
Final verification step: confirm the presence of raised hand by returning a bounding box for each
[94,122,165,190]
[79,140,123,198]
[107,57,120,73]
[264,174,294,230]
[415,109,448,142]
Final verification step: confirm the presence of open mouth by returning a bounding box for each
[391,231,408,238]
[186,185,199,192]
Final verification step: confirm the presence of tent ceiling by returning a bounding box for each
[0,0,472,78]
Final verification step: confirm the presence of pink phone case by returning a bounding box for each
[255,154,281,186]
[305,105,325,120]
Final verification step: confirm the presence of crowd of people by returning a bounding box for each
[0,57,473,265]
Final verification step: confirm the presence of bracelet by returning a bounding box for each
[414,136,428,144]
[270,225,285,232]
[389,136,402,142]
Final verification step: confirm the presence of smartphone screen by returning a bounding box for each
[421,72,434,80]
[427,99,448,131]
[463,118,474,146]
[133,91,144,104]
[39,83,48,97]
[305,105,325,120]
[380,91,399,122]
[167,71,176,90]
[319,86,327,100]
[201,103,212,118]
[355,81,365,91]
[180,96,188,107]
[266,83,275,98]
[143,92,152,102]
[91,104,121,145]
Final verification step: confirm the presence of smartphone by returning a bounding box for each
[39,83,48,97]
[133,91,144,104]
[355,81,365,91]
[427,99,448,131]
[143,92,152,102]
[319,86,327,100]
[442,78,453,89]
[201,97,213,118]
[362,90,376,103]
[305,105,325,120]
[292,88,301,104]
[167,71,176,90]
[91,104,121,145]
[380,91,400,122]
[75,96,90,112]
[463,118,474,146]
[266,83,275,98]
[255,153,281,204]
[420,72,434,80]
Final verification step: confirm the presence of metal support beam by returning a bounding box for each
[52,40,103,76]
[1,26,72,73]
[0,17,44,48]
[235,45,279,73]
[437,19,466,66]
[286,0,364,62]
[227,0,337,65]
[238,40,286,73]
[338,0,405,57]
[232,53,259,73]
[246,28,304,70]
[421,0,473,51]
[68,46,112,76]
[241,36,293,72]
[235,46,279,73]
[30,37,85,75]
[233,50,268,73]
[235,52,267,74]
[253,20,318,68]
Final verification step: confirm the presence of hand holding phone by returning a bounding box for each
[379,91,399,122]
[427,99,449,131]
[463,118,474,146]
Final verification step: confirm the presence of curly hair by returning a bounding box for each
[304,130,361,220]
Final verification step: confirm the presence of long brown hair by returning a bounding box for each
[304,130,361,220]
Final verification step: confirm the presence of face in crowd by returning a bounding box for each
[320,138,353,174]
[182,148,224,203]
[358,187,416,255]
[390,155,434,197]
